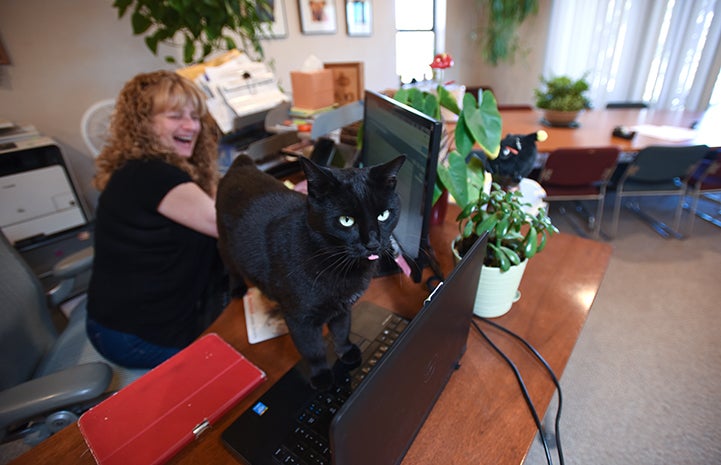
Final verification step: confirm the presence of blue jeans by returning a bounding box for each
[86,317,180,368]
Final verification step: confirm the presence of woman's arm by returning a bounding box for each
[157,182,218,238]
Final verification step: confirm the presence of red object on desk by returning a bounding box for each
[77,333,266,465]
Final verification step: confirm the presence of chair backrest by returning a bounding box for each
[691,147,721,189]
[540,146,620,186]
[0,233,57,390]
[626,145,709,182]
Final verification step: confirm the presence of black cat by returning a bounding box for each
[216,154,405,390]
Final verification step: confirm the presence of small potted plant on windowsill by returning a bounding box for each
[534,74,591,127]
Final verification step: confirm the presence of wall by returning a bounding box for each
[0,0,551,213]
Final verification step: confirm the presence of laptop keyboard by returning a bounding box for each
[272,315,408,465]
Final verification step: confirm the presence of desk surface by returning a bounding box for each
[13,206,612,465]
[498,106,721,152]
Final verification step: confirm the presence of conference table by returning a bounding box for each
[497,105,721,153]
[13,204,612,465]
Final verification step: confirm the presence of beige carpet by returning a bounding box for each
[524,194,721,465]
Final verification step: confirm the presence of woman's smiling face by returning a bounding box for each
[152,104,201,158]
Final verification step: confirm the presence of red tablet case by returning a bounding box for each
[78,333,266,465]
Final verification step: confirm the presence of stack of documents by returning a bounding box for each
[191,53,289,133]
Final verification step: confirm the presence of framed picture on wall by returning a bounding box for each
[258,1,288,39]
[324,62,365,105]
[298,0,337,35]
[345,0,372,37]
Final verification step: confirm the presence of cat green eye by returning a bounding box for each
[339,215,355,227]
[377,210,390,222]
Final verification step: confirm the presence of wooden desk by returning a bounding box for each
[12,206,612,465]
[499,107,721,152]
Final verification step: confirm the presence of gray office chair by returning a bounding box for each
[0,234,145,447]
[611,145,709,238]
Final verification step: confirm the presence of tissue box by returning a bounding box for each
[291,69,335,110]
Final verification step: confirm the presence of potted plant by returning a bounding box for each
[392,85,502,206]
[112,0,272,64]
[416,88,557,317]
[453,182,558,317]
[534,74,591,127]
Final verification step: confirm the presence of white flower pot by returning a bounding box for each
[452,237,529,318]
[473,260,528,318]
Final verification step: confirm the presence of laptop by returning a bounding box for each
[222,232,489,465]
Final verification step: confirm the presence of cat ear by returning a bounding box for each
[371,155,405,189]
[300,156,336,196]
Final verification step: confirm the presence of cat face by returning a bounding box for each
[300,156,405,262]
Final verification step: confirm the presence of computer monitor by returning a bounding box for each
[359,90,442,284]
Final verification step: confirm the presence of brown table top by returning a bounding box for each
[496,107,720,152]
[12,205,612,465]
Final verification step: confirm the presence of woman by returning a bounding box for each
[86,70,228,368]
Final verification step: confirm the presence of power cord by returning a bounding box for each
[471,317,565,465]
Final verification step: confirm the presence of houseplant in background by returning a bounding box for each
[112,0,272,64]
[534,74,591,127]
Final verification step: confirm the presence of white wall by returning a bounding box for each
[0,0,550,213]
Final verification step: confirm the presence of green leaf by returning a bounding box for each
[131,11,152,34]
[454,113,473,157]
[523,226,538,258]
[437,85,460,115]
[490,243,511,272]
[183,37,195,64]
[475,214,499,236]
[113,0,133,18]
[499,246,521,265]
[437,150,470,207]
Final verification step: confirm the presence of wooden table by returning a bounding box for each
[498,107,721,152]
[12,205,612,465]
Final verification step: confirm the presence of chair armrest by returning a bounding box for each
[48,247,94,307]
[0,362,111,431]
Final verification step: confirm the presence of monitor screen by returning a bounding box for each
[359,90,442,283]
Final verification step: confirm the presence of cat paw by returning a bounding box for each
[310,369,334,391]
[339,344,362,367]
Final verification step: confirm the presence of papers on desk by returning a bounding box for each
[192,53,289,133]
[630,124,697,142]
[243,287,289,344]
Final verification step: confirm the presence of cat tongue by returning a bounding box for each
[368,254,379,261]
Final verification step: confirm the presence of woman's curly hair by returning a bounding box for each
[93,70,220,195]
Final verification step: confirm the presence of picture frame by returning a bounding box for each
[324,62,365,106]
[345,0,372,37]
[298,0,337,35]
[257,1,288,39]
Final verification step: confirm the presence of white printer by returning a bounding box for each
[1,136,94,292]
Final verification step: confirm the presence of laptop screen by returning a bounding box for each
[329,232,488,465]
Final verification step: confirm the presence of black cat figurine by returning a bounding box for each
[482,130,548,188]
[216,154,405,390]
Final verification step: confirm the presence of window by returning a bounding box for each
[544,0,721,111]
[395,0,438,84]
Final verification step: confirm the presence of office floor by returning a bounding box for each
[524,193,721,465]
[3,195,720,465]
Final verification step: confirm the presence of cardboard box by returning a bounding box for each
[291,69,335,110]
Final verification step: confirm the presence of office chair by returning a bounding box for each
[0,234,145,447]
[610,145,709,239]
[538,146,620,239]
[686,147,721,233]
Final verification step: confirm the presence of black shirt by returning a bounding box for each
[87,159,221,348]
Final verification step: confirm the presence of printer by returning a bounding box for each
[1,136,94,294]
